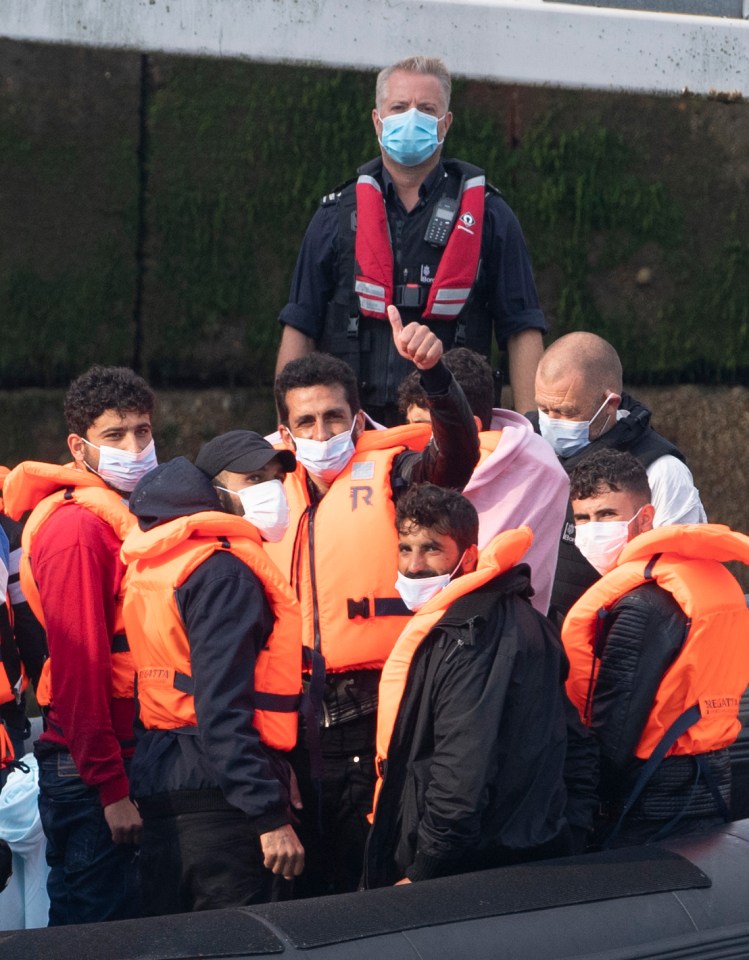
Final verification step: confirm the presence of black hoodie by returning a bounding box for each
[125,457,290,834]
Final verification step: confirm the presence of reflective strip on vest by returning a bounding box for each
[355,280,386,299]
[463,175,485,192]
[358,296,387,315]
[429,302,465,317]
[358,175,381,192]
[435,287,472,301]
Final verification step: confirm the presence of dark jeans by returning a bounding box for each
[139,809,277,915]
[37,750,142,926]
[292,714,377,897]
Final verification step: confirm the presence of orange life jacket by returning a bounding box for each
[0,466,29,708]
[0,723,14,769]
[372,527,533,816]
[121,512,303,752]
[0,595,24,708]
[266,423,432,672]
[0,469,21,707]
[354,171,486,321]
[562,524,749,760]
[0,465,9,512]
[2,461,136,706]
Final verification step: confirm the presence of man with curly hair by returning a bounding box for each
[364,484,593,886]
[3,365,157,925]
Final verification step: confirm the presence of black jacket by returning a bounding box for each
[126,458,292,835]
[593,581,731,823]
[364,566,598,888]
[528,394,687,622]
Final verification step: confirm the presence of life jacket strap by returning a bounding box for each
[301,647,325,781]
[111,633,130,654]
[604,702,701,847]
[173,671,301,712]
[347,597,411,620]
[254,692,302,713]
[173,671,194,695]
[695,753,731,822]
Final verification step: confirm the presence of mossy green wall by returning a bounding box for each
[1,41,747,389]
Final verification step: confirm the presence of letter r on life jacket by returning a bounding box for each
[351,486,373,510]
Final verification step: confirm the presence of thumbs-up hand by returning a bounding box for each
[388,305,443,371]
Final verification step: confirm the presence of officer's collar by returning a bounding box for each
[381,160,446,205]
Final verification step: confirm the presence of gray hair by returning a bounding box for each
[375,57,452,113]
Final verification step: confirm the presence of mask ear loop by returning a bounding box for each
[362,411,387,431]
[626,505,644,536]
[588,392,619,441]
[78,437,105,482]
[448,549,468,582]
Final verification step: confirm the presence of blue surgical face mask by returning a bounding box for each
[377,107,445,167]
[538,395,614,459]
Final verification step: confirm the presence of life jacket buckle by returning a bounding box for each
[394,283,426,309]
[347,314,360,338]
[347,597,370,619]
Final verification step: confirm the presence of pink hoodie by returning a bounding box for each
[463,409,569,614]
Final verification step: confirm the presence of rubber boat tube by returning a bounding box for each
[1,820,748,959]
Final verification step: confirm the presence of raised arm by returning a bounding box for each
[388,306,479,492]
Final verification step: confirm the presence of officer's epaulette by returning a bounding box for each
[486,180,503,199]
[320,177,357,208]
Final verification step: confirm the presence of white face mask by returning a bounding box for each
[83,437,157,493]
[217,479,290,543]
[395,550,466,613]
[574,507,643,576]
[292,422,357,484]
[538,394,613,459]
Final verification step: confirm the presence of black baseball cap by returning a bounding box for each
[195,430,296,479]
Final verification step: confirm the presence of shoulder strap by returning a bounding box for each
[443,157,502,198]
[320,157,382,207]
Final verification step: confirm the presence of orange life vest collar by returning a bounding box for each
[3,460,116,520]
[563,524,749,760]
[373,526,533,814]
[354,173,485,321]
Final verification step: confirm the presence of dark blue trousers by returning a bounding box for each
[37,751,141,926]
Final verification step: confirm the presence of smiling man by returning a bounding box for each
[266,307,478,895]
[364,484,578,887]
[3,365,156,925]
[276,56,546,424]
